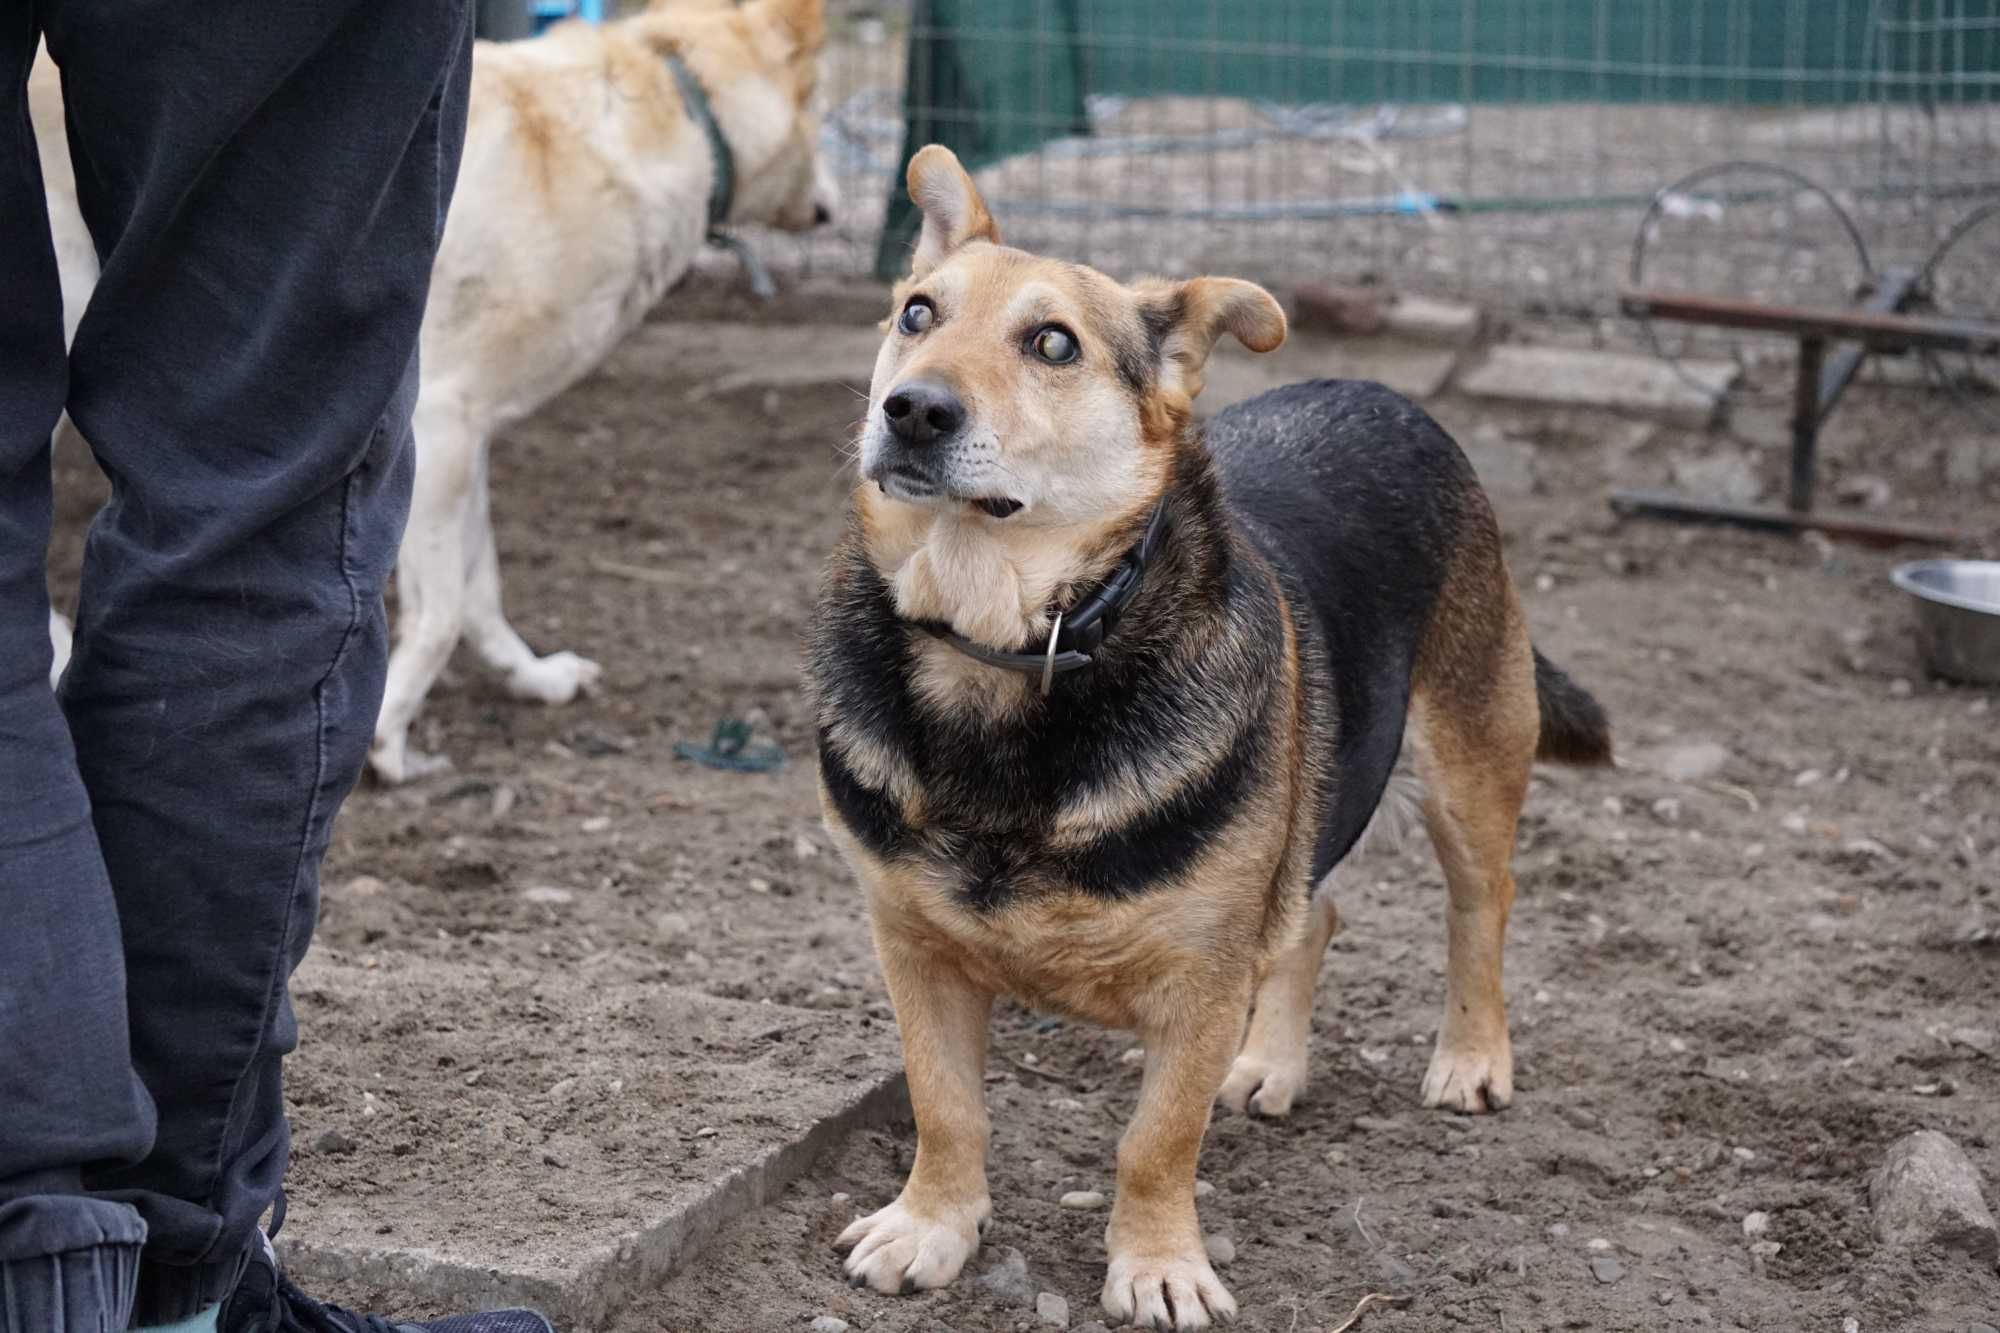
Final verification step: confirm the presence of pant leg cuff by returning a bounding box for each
[131,1246,251,1328]
[0,1239,142,1333]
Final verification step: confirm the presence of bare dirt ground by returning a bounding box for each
[47,281,2000,1333]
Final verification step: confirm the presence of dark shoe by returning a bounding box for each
[219,1196,554,1333]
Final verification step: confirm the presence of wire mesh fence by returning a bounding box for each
[775,0,2000,332]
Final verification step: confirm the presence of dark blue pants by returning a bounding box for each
[0,5,471,1328]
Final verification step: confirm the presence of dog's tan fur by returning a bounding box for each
[810,147,1609,1330]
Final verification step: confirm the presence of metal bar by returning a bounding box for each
[1621,287,2000,353]
[1608,489,1966,548]
[1816,267,1920,415]
[1790,335,1826,512]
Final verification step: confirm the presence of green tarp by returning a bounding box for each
[875,0,2000,277]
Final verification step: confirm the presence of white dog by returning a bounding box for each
[33,0,833,778]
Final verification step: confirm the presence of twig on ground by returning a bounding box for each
[1350,1197,1378,1251]
[589,556,679,585]
[1326,1291,1409,1333]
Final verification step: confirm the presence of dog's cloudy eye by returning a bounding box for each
[1031,326,1078,364]
[898,299,935,335]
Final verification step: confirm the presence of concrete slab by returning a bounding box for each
[1201,333,1460,415]
[1382,293,1482,346]
[279,955,905,1331]
[1458,345,1738,427]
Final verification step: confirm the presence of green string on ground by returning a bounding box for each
[673,717,785,773]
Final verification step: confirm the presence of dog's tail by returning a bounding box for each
[1532,647,1612,766]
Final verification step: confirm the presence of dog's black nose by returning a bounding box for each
[882,380,964,446]
[813,201,833,226]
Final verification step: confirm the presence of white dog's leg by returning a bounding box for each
[370,408,479,784]
[461,468,600,706]
[48,610,73,692]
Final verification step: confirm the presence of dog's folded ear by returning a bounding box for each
[1138,276,1287,402]
[907,145,1001,277]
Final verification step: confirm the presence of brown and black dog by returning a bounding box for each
[805,145,1612,1330]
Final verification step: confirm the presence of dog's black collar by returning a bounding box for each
[663,50,735,233]
[915,498,1173,684]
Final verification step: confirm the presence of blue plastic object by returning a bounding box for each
[531,0,605,32]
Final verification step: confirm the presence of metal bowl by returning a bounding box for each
[1891,559,2000,686]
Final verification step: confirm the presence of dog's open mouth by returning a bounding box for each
[971,497,1024,519]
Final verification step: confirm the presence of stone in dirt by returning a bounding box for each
[1458,345,1738,427]
[1036,1290,1070,1327]
[977,1247,1036,1309]
[1655,740,1732,783]
[1459,427,1540,499]
[1204,1234,1237,1265]
[810,1318,850,1333]
[1590,1254,1626,1284]
[1059,1189,1107,1210]
[1869,1131,1999,1265]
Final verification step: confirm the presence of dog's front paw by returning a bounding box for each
[1420,1037,1513,1114]
[835,1196,986,1294]
[506,651,601,705]
[1217,1050,1306,1118]
[1102,1249,1236,1330]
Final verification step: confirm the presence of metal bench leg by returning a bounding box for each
[1789,335,1825,513]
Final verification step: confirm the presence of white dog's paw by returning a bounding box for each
[368,737,454,786]
[506,651,601,705]
[835,1196,985,1295]
[48,610,73,690]
[1217,1050,1307,1118]
[1102,1249,1237,1330]
[1420,1038,1513,1114]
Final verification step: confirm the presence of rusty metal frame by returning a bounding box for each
[1611,274,1998,546]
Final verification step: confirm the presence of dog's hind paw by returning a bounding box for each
[1102,1251,1236,1330]
[506,650,601,705]
[368,739,453,786]
[1216,1051,1306,1118]
[1420,1041,1513,1114]
[835,1196,985,1295]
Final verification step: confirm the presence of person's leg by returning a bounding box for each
[0,11,155,1333]
[39,1,472,1323]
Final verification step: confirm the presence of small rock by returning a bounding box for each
[1036,1291,1069,1327]
[542,1152,564,1168]
[1120,1047,1146,1065]
[977,1247,1036,1308]
[521,885,574,906]
[810,1318,850,1333]
[1324,1148,1347,1167]
[1749,1240,1783,1258]
[746,877,772,894]
[792,834,819,860]
[1968,1323,1999,1333]
[1947,1027,1998,1059]
[340,875,387,898]
[1742,1210,1770,1238]
[1869,1130,1999,1264]
[1656,740,1731,783]
[463,1069,484,1087]
[1547,1222,1570,1239]
[570,725,632,756]
[1650,796,1683,824]
[1656,1290,1677,1306]
[1842,1319,1859,1333]
[1835,473,1892,509]
[1350,1115,1401,1134]
[1589,1255,1626,1284]
[1732,1147,1756,1163]
[1076,1324,1112,1333]
[1193,1180,1216,1199]
[1204,1234,1236,1266]
[1059,1190,1106,1211]
[1585,1237,1613,1252]
[1049,1097,1085,1113]
[1672,449,1764,505]
[1375,1253,1418,1284]
[312,1129,357,1156]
